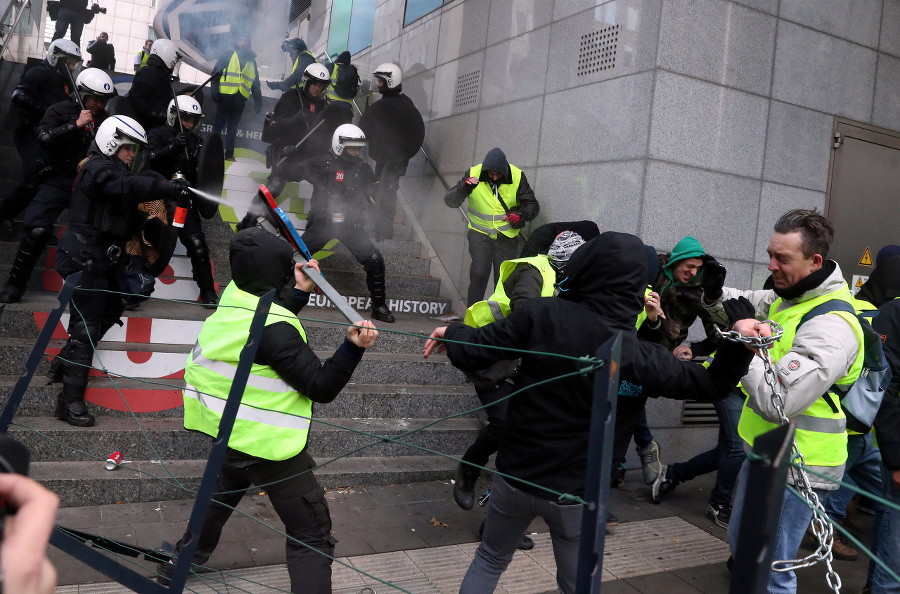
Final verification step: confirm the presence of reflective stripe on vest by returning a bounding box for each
[220,52,256,99]
[466,163,524,239]
[182,281,313,460]
[464,256,556,327]
[737,286,864,468]
[326,62,353,104]
[291,52,317,89]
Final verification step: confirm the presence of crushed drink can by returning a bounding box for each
[106,451,123,471]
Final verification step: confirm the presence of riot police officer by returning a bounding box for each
[147,96,219,307]
[128,39,183,132]
[271,124,395,323]
[0,68,114,304]
[0,39,82,234]
[51,115,192,426]
[266,63,349,185]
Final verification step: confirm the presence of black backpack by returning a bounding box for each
[334,63,360,99]
[798,300,891,434]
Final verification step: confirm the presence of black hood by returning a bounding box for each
[229,227,295,296]
[557,231,646,324]
[335,51,351,65]
[480,148,511,184]
[857,255,900,307]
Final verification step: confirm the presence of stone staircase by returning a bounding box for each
[0,58,479,505]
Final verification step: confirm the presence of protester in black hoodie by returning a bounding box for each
[424,231,763,594]
[445,147,540,305]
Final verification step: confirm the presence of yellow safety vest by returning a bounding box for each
[220,52,257,99]
[466,163,524,240]
[464,256,556,327]
[326,62,353,105]
[183,282,313,461]
[634,286,654,329]
[135,49,149,71]
[291,52,317,89]
[738,287,864,471]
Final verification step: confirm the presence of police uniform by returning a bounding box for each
[128,55,176,132]
[0,60,73,230]
[147,125,217,303]
[0,99,104,302]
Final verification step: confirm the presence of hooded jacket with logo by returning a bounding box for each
[444,232,754,499]
[652,236,724,355]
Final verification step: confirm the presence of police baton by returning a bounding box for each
[64,67,96,136]
[273,118,326,168]
[189,71,220,97]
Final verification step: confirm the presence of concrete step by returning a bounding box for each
[31,454,460,507]
[9,416,481,462]
[0,377,479,419]
[0,337,468,385]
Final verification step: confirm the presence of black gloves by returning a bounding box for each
[701,257,727,301]
[166,178,192,201]
[462,176,479,195]
[281,144,298,157]
[173,132,190,147]
[266,80,279,90]
[723,296,756,326]
[507,208,525,229]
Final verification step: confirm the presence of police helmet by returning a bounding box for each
[46,39,82,68]
[301,63,330,94]
[150,39,182,70]
[167,95,203,128]
[373,63,402,90]
[95,116,147,157]
[331,124,367,161]
[75,68,116,101]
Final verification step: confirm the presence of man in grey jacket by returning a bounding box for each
[701,209,863,593]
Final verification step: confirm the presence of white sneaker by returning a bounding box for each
[637,440,662,485]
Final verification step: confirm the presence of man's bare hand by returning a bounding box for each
[423,327,447,358]
[673,345,692,360]
[0,474,59,594]
[75,110,93,128]
[645,291,665,323]
[294,259,320,292]
[348,320,377,348]
[732,319,773,354]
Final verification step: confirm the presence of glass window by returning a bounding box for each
[347,0,375,55]
[404,0,454,26]
[326,0,353,58]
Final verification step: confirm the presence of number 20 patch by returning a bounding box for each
[335,171,345,182]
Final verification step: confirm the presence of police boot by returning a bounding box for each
[185,233,218,309]
[454,463,479,511]
[55,393,95,427]
[0,226,51,303]
[364,250,395,323]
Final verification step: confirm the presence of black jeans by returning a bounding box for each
[466,229,520,306]
[211,94,247,158]
[174,449,335,594]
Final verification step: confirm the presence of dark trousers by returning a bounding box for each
[52,7,85,45]
[301,217,387,308]
[462,379,513,475]
[667,390,745,507]
[466,229,520,306]
[174,450,335,594]
[613,393,650,464]
[24,176,71,228]
[0,129,42,227]
[212,94,247,158]
[372,161,404,241]
[55,232,126,402]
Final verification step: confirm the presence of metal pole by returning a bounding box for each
[575,332,622,594]
[165,288,275,592]
[419,144,470,226]
[730,422,796,594]
[0,271,81,432]
[0,0,31,64]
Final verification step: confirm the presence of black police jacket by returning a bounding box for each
[37,100,106,178]
[11,61,73,132]
[358,91,424,167]
[127,56,173,131]
[271,89,344,158]
[292,153,377,224]
[68,153,166,249]
[146,125,201,182]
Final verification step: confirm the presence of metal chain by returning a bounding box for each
[716,321,842,593]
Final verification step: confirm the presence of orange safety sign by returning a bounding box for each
[859,247,873,267]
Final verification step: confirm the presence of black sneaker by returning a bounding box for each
[650,464,677,504]
[611,463,626,489]
[706,502,731,529]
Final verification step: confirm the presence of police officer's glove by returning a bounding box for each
[722,296,756,327]
[700,257,727,302]
[281,144,299,157]
[166,178,192,201]
[152,112,167,124]
[463,176,479,195]
[266,80,279,90]
[173,132,190,147]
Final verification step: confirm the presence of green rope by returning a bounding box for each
[784,484,900,584]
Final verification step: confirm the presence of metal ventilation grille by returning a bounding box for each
[577,24,620,77]
[454,70,481,108]
[290,0,312,23]
[682,401,720,426]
